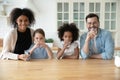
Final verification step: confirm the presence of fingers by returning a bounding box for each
[63,42,70,49]
[19,54,29,61]
[88,31,96,38]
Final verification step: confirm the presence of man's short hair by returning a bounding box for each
[86,13,99,22]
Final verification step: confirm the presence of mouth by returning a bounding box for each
[89,27,98,31]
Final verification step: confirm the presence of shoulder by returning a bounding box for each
[80,32,87,39]
[72,41,78,45]
[99,29,111,36]
[71,41,79,47]
[29,28,34,36]
[9,28,17,33]
[6,28,17,37]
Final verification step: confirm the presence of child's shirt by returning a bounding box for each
[25,43,48,59]
[58,41,78,56]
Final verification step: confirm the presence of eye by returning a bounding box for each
[24,19,28,22]
[19,20,22,22]
[36,37,39,39]
[88,22,91,25]
[40,38,43,40]
[65,36,68,38]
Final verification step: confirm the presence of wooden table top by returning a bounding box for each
[0,59,120,80]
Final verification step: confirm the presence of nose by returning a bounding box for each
[90,23,94,27]
[66,37,71,41]
[21,21,25,25]
[36,38,40,42]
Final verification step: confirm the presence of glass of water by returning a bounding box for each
[114,50,120,68]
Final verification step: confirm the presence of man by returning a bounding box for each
[80,13,114,60]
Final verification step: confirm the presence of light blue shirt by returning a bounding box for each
[80,28,114,60]
[25,43,48,59]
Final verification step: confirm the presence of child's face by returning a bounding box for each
[34,33,45,43]
[62,31,72,43]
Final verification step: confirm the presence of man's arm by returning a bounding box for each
[80,33,90,59]
[89,54,102,59]
[90,31,114,60]
[80,31,96,59]
[101,32,114,60]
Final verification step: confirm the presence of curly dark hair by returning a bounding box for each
[58,23,79,43]
[10,8,35,28]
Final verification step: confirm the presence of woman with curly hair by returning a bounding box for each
[57,23,79,59]
[0,8,35,60]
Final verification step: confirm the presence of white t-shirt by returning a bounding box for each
[58,41,78,56]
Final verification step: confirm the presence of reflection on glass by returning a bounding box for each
[64,21,69,24]
[73,13,78,20]
[58,21,62,27]
[111,21,116,30]
[111,13,116,19]
[105,13,110,19]
[58,13,62,20]
[64,13,69,20]
[80,21,84,30]
[73,3,78,12]
[105,3,110,12]
[79,13,84,19]
[64,3,69,12]
[111,3,116,11]
[58,3,62,12]
[89,3,94,12]
[74,21,78,28]
[95,3,100,12]
[80,3,84,11]
[96,13,100,18]
[105,21,109,30]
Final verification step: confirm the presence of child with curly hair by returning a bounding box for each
[57,23,79,59]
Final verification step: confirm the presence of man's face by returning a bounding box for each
[86,17,99,33]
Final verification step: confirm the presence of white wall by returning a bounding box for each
[0,0,120,47]
[30,0,58,40]
[115,0,120,47]
[0,0,59,41]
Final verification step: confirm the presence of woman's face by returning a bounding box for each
[16,15,29,32]
[34,33,45,44]
[62,31,73,43]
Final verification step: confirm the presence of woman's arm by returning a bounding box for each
[1,29,18,60]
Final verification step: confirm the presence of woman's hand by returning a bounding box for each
[18,54,29,61]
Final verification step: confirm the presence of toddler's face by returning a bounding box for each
[34,33,45,44]
[62,31,72,44]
